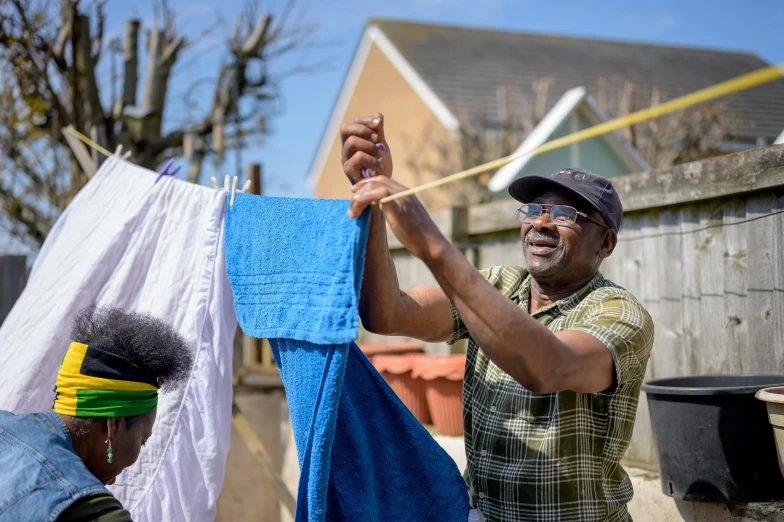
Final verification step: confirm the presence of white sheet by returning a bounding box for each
[0,156,237,521]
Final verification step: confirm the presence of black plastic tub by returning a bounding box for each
[642,374,784,503]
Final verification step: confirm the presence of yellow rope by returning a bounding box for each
[380,62,784,204]
[63,126,113,157]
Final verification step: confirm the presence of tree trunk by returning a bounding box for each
[142,28,163,112]
[122,20,140,109]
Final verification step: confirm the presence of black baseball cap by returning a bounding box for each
[508,168,623,231]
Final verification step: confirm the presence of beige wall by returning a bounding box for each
[313,43,457,212]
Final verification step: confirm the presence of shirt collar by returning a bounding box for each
[518,271,604,317]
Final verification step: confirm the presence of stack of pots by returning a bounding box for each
[365,343,466,437]
[412,354,466,436]
[371,353,431,424]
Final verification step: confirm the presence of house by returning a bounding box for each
[308,19,784,209]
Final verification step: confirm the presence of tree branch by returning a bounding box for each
[239,13,270,57]
[52,13,70,70]
[73,14,104,127]
[161,35,185,66]
[91,0,106,62]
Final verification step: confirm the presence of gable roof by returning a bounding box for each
[372,19,784,143]
[307,25,459,189]
[488,87,649,193]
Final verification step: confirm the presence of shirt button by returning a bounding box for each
[489,405,497,412]
[480,450,487,457]
[478,492,485,499]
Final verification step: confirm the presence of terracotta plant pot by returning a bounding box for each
[756,386,784,478]
[412,355,466,436]
[359,341,423,357]
[371,353,431,424]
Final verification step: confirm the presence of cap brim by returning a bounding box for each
[508,175,603,216]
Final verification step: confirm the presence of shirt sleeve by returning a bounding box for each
[447,266,499,345]
[57,492,133,522]
[569,292,654,391]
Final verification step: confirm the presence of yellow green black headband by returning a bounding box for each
[53,342,160,417]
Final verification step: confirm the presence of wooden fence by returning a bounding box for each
[368,144,784,469]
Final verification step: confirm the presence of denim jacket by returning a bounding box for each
[0,410,109,521]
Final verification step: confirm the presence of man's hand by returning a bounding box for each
[340,113,393,183]
[348,176,448,261]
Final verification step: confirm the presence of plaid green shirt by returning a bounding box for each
[450,266,654,522]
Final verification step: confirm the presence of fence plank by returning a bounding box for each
[468,199,520,235]
[647,207,685,379]
[678,205,702,377]
[0,256,27,325]
[478,231,524,269]
[696,200,729,375]
[723,198,748,373]
[774,192,784,373]
[745,194,780,373]
[612,215,656,468]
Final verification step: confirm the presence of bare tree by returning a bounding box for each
[595,76,739,169]
[0,0,323,246]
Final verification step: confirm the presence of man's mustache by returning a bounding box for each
[525,230,562,247]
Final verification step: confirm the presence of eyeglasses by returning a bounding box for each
[517,203,609,229]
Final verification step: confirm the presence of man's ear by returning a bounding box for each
[599,229,617,259]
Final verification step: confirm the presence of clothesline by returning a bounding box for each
[61,61,784,207]
[378,61,784,204]
[63,126,113,157]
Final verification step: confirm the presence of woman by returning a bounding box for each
[0,306,193,522]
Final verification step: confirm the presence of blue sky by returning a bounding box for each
[94,0,782,199]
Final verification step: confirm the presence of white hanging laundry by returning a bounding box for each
[0,156,237,522]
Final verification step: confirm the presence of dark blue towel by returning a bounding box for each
[225,195,470,522]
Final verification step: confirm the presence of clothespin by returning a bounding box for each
[115,144,133,161]
[155,159,174,184]
[241,180,251,193]
[229,176,238,207]
[154,159,181,184]
[211,177,219,191]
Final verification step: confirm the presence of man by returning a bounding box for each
[340,113,654,522]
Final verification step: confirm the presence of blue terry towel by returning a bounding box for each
[225,195,470,522]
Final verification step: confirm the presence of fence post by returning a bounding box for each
[234,163,280,385]
[0,256,28,326]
